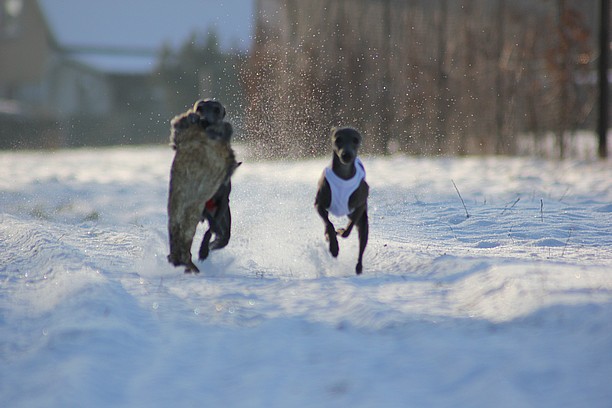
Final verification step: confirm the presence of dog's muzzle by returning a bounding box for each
[340,150,355,164]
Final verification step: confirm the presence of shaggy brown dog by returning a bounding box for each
[167,100,237,272]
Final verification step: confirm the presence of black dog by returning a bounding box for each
[198,161,241,260]
[193,99,233,142]
[315,127,369,274]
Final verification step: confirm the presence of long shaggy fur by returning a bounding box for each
[167,106,236,272]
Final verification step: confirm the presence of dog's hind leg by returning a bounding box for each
[209,207,231,250]
[337,207,362,238]
[337,202,366,238]
[198,227,213,260]
[355,210,369,274]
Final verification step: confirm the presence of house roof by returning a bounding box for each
[38,0,254,74]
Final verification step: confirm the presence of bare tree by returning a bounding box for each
[242,0,598,158]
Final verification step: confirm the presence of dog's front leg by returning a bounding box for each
[198,226,213,260]
[210,206,231,250]
[317,205,339,257]
[315,178,339,257]
[170,113,201,149]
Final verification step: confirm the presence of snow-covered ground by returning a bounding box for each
[1,145,611,407]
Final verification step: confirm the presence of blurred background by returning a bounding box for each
[0,0,609,158]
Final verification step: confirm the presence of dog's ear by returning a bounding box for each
[354,129,363,144]
[193,99,205,113]
[330,127,338,140]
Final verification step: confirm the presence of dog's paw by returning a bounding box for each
[209,238,229,250]
[355,262,363,275]
[336,227,351,238]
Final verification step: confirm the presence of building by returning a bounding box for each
[0,0,167,148]
[0,0,117,147]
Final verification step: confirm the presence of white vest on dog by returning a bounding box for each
[324,158,366,217]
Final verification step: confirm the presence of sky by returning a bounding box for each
[38,0,255,73]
